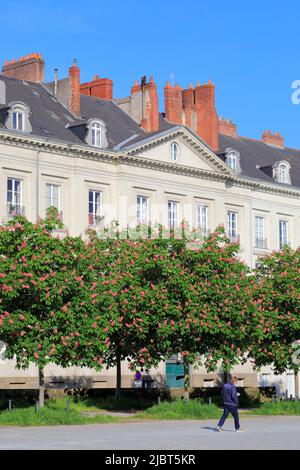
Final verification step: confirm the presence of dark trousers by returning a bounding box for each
[218,405,240,430]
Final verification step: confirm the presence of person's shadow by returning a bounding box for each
[200,426,232,432]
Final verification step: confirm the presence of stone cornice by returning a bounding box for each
[0,129,118,163]
[1,128,300,199]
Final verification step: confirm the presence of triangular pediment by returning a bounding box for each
[121,127,234,176]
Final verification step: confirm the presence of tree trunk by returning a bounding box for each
[183,359,189,402]
[223,369,229,384]
[115,353,121,401]
[38,367,45,407]
[295,371,299,400]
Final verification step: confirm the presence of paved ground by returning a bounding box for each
[0,416,300,450]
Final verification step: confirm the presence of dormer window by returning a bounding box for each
[272,160,291,185]
[91,122,102,147]
[86,119,108,149]
[6,102,32,133]
[13,110,25,131]
[225,148,241,173]
[279,163,288,183]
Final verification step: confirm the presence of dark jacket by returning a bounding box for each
[221,382,239,407]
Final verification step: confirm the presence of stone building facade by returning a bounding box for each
[0,53,299,396]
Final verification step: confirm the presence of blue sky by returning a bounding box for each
[1,0,299,147]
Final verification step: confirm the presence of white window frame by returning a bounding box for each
[279,220,288,249]
[91,122,102,148]
[278,164,288,183]
[7,177,22,207]
[227,152,237,171]
[89,189,102,225]
[12,110,25,131]
[170,142,179,162]
[227,211,238,238]
[137,195,149,225]
[196,204,208,231]
[255,216,265,247]
[168,200,179,228]
[46,183,60,210]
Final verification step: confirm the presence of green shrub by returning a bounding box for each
[250,401,300,415]
[135,398,221,420]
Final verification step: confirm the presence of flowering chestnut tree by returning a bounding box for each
[251,247,300,392]
[0,214,109,405]
[139,226,256,399]
[83,227,170,398]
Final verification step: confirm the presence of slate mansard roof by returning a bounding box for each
[0,74,300,191]
[218,134,300,189]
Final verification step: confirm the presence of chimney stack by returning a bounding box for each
[69,59,80,116]
[262,130,284,148]
[80,74,113,100]
[164,82,183,125]
[182,84,194,127]
[130,76,159,133]
[194,80,219,151]
[218,117,238,139]
[163,79,219,150]
[2,53,45,82]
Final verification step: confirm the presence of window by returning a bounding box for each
[225,148,241,173]
[279,220,288,249]
[273,160,291,185]
[203,379,214,388]
[279,164,288,183]
[12,111,24,131]
[6,102,32,133]
[46,184,60,210]
[227,152,237,171]
[86,119,107,149]
[137,196,149,225]
[170,142,179,162]
[168,200,179,228]
[255,216,266,248]
[227,211,238,240]
[88,190,102,226]
[0,341,6,363]
[91,122,102,148]
[196,204,208,232]
[260,373,271,387]
[7,177,23,216]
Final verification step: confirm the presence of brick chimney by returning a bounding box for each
[163,79,219,150]
[2,53,45,82]
[130,76,159,133]
[194,81,219,151]
[218,117,238,138]
[69,59,80,116]
[164,82,183,125]
[262,130,284,148]
[80,75,113,100]
[182,84,194,128]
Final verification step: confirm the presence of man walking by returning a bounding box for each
[216,376,243,432]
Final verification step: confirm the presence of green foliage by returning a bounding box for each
[135,398,221,420]
[249,400,300,415]
[251,247,300,373]
[0,402,118,426]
